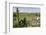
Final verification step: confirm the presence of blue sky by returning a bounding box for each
[13,7,40,13]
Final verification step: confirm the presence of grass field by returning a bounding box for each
[13,13,40,28]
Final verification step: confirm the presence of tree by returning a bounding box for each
[23,17,27,27]
[16,8,19,24]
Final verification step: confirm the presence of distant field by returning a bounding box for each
[13,13,40,28]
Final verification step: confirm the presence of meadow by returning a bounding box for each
[13,13,40,28]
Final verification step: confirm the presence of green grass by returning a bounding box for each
[13,13,40,28]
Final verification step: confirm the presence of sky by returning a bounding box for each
[13,7,40,13]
